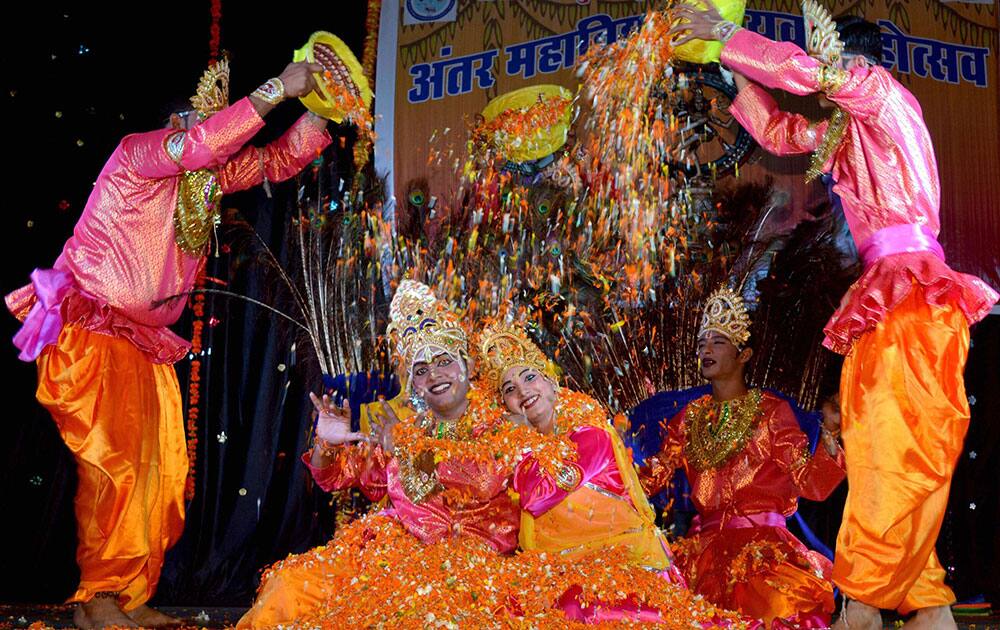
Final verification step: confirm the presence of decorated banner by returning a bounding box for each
[374,0,999,285]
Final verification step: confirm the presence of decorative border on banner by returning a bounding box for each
[185,0,223,502]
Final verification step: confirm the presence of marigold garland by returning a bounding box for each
[391,386,611,492]
[320,73,376,172]
[362,0,380,86]
[516,389,611,477]
[184,285,205,501]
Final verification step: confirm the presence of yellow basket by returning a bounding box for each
[673,0,747,64]
[481,84,573,163]
[292,31,373,122]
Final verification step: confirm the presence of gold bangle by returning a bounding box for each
[253,77,285,105]
[711,21,740,43]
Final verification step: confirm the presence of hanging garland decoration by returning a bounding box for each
[209,0,222,62]
[184,0,223,501]
[352,0,381,177]
[185,292,205,500]
[362,0,380,86]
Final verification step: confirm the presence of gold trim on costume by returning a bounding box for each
[806,107,850,183]
[173,170,222,255]
[802,0,843,67]
[387,280,468,385]
[165,132,186,165]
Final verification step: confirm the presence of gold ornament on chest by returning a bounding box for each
[684,389,763,471]
[174,169,222,255]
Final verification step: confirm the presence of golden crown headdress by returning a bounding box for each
[190,57,231,119]
[802,1,843,65]
[477,323,553,393]
[698,285,752,348]
[387,280,468,384]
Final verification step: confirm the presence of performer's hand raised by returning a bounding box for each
[278,61,324,99]
[367,400,403,452]
[310,392,366,445]
[670,1,727,45]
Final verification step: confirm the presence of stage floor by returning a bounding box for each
[0,606,245,629]
[1,604,996,628]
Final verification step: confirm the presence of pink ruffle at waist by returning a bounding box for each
[823,251,998,355]
[6,268,190,364]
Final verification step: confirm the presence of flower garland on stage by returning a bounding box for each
[257,512,746,628]
[362,0,380,86]
[185,290,205,500]
[183,0,223,501]
[209,0,222,62]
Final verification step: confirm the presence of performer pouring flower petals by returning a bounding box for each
[6,56,333,629]
[670,2,999,627]
[639,285,846,629]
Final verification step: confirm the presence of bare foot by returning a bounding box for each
[901,605,958,630]
[73,596,138,629]
[124,604,183,628]
[831,599,883,630]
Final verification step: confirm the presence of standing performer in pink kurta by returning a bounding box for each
[5,58,331,628]
[671,2,999,628]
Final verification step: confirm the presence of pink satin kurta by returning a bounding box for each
[722,29,998,354]
[304,444,520,553]
[7,97,331,363]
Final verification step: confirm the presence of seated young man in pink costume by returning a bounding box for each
[5,57,331,629]
[241,282,743,628]
[238,280,525,627]
[640,286,846,628]
[672,2,998,628]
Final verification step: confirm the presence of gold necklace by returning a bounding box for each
[174,169,222,254]
[684,389,763,471]
[806,107,849,183]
